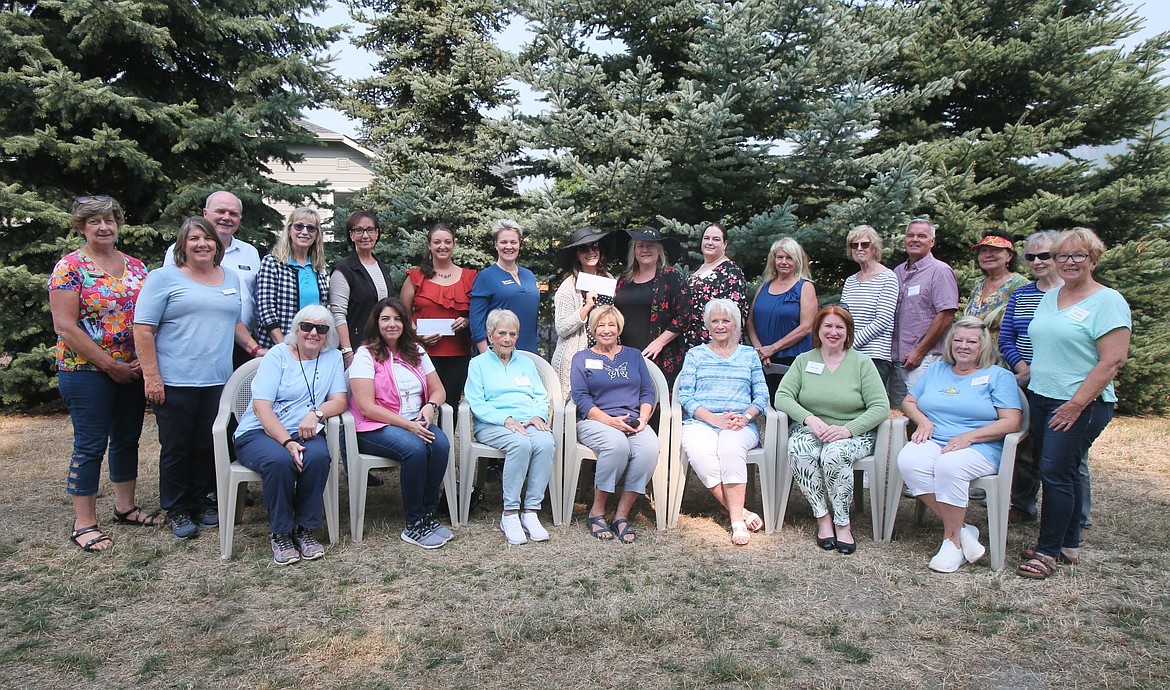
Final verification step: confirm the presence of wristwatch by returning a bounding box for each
[312,408,324,421]
[340,347,353,355]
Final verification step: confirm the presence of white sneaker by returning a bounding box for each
[959,523,986,564]
[928,539,965,573]
[520,511,549,542]
[500,513,527,545]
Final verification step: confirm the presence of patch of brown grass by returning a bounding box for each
[1,414,1169,688]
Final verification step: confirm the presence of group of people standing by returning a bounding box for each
[50,198,1129,578]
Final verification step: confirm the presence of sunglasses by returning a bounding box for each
[299,322,330,335]
[577,242,600,252]
[850,241,871,250]
[292,222,318,234]
[1054,252,1091,264]
[1024,252,1052,262]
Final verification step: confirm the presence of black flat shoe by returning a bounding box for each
[836,539,856,555]
[816,536,836,550]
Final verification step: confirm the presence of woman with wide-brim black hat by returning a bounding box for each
[551,227,615,400]
[610,226,688,385]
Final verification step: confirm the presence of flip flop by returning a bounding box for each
[742,509,764,532]
[70,524,112,552]
[610,518,636,544]
[586,514,613,541]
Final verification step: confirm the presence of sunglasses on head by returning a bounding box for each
[1024,252,1052,262]
[292,222,318,234]
[299,322,329,335]
[850,241,871,250]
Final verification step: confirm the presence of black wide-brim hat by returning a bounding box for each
[602,225,684,265]
[555,226,611,270]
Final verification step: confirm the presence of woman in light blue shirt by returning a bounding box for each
[466,309,555,545]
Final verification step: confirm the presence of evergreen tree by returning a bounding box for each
[0,0,341,405]
[340,0,518,276]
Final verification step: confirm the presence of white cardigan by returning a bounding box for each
[550,275,590,401]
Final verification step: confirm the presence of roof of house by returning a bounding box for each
[294,119,376,161]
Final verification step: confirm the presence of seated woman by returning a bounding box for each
[677,298,769,545]
[570,305,658,544]
[896,316,1022,573]
[775,306,890,555]
[233,306,347,566]
[465,309,556,545]
[348,297,452,550]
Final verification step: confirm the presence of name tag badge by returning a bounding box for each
[585,359,604,370]
[222,288,238,295]
[514,375,531,387]
[502,279,515,285]
[1066,306,1090,323]
[907,285,921,297]
[805,361,825,374]
[971,375,990,386]
[237,264,252,271]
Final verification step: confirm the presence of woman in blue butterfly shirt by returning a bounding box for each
[896,316,1021,574]
[570,306,658,544]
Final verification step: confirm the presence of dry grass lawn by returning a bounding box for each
[1,413,1168,689]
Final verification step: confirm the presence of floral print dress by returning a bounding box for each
[615,267,688,383]
[682,260,750,350]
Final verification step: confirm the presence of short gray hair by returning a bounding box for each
[703,298,742,339]
[907,217,936,238]
[486,308,520,334]
[1025,230,1062,252]
[286,305,339,351]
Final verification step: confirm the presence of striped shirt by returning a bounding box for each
[997,282,1047,368]
[840,268,898,360]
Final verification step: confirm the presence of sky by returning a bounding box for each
[305,1,1170,139]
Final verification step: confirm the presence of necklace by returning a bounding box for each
[435,270,453,279]
[295,343,321,411]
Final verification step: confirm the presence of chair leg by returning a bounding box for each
[221,478,240,560]
[667,456,687,528]
[442,458,458,528]
[867,471,883,541]
[459,455,477,526]
[350,460,369,543]
[986,491,1008,571]
[759,464,776,535]
[562,454,581,526]
[324,459,339,544]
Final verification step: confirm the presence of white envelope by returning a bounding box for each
[575,272,618,297]
[416,318,456,336]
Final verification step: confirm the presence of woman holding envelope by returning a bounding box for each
[551,227,615,400]
[402,222,477,410]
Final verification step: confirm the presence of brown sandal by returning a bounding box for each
[1020,546,1079,565]
[1015,553,1059,579]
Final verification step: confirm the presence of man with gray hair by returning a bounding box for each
[164,191,261,367]
[889,217,959,408]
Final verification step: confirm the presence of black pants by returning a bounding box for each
[154,385,222,516]
[432,355,470,421]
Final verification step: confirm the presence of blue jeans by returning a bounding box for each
[1032,394,1113,556]
[58,369,145,496]
[474,423,555,511]
[153,385,221,516]
[357,423,450,524]
[234,429,330,535]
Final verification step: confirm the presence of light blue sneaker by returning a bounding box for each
[426,515,453,544]
[170,512,198,540]
[401,520,446,549]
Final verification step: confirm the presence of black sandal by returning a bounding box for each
[610,518,636,544]
[113,505,164,527]
[587,514,613,541]
[70,525,112,552]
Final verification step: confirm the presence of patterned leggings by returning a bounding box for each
[787,424,875,526]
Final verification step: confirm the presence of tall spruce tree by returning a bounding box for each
[341,0,517,276]
[0,1,341,405]
[867,0,1170,413]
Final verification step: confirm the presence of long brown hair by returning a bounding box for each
[420,223,454,279]
[362,297,422,367]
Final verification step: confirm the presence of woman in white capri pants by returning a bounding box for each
[897,316,1022,573]
[677,299,769,545]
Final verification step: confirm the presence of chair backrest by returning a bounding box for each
[220,358,263,422]
[516,350,564,422]
[644,358,669,422]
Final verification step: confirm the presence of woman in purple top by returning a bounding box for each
[570,306,658,543]
[747,237,818,398]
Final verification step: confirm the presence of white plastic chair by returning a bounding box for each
[666,375,779,533]
[562,357,671,530]
[341,403,457,543]
[211,358,341,560]
[457,350,565,526]
[774,414,893,540]
[882,396,1029,570]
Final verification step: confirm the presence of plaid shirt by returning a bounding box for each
[254,254,330,348]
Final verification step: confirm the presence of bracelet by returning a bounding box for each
[249,344,262,357]
[427,401,440,411]
[340,347,353,355]
[281,438,295,448]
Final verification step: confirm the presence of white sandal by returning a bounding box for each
[731,521,751,546]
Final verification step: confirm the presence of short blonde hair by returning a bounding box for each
[942,316,997,369]
[492,219,523,241]
[588,305,625,335]
[1053,227,1107,263]
[846,225,884,259]
[763,237,812,281]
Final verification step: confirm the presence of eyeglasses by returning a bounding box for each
[850,241,871,250]
[577,242,600,252]
[351,227,378,236]
[1024,252,1052,262]
[1054,252,1090,264]
[292,222,318,234]
[299,322,329,335]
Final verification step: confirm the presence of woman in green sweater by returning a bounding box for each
[775,305,890,554]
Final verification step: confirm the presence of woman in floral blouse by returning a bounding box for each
[682,223,750,350]
[612,226,687,385]
[964,230,1028,339]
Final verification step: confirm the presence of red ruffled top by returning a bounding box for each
[407,267,477,357]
